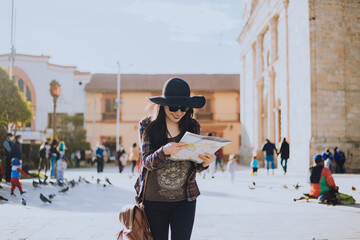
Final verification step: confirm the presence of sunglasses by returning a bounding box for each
[168,106,190,112]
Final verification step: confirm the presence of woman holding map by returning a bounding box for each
[134,78,215,240]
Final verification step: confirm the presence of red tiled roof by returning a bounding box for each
[85,74,240,92]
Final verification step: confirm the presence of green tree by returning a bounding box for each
[0,67,33,134]
[57,114,90,154]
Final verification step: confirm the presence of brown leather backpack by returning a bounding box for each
[118,172,153,240]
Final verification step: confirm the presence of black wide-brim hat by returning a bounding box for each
[148,78,206,108]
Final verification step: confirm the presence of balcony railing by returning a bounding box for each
[102,112,117,121]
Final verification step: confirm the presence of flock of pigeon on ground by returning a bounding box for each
[0,175,113,205]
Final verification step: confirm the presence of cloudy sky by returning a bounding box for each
[0,0,244,74]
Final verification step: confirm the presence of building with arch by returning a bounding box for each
[0,53,91,144]
[238,0,360,172]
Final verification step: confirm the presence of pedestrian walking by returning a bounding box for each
[38,141,50,177]
[3,133,13,182]
[10,135,29,196]
[250,155,259,176]
[95,145,104,173]
[56,155,67,184]
[262,139,277,175]
[226,154,237,183]
[334,147,346,173]
[10,158,29,196]
[50,140,59,179]
[75,150,81,167]
[116,145,126,173]
[58,141,66,159]
[129,143,139,175]
[215,148,224,172]
[279,138,290,174]
[135,77,213,240]
[322,148,334,173]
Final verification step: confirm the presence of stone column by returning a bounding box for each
[269,16,278,64]
[256,34,264,149]
[268,67,276,142]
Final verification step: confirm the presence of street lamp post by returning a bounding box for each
[116,62,121,152]
[50,80,61,141]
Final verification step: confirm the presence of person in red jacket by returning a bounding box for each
[308,154,339,204]
[10,158,29,196]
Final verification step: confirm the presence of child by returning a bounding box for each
[250,155,259,176]
[226,154,237,183]
[56,155,67,184]
[10,158,29,196]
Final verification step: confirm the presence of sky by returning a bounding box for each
[0,0,244,74]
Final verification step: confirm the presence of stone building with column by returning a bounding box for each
[238,0,360,172]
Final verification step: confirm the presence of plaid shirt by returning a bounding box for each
[134,116,208,203]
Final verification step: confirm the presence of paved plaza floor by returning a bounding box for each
[1,166,359,240]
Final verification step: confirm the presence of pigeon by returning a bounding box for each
[283,185,288,189]
[91,176,94,179]
[105,178,112,185]
[352,186,357,191]
[293,183,302,190]
[49,181,56,185]
[69,180,76,188]
[252,182,256,186]
[0,195,8,201]
[33,181,41,188]
[40,193,52,203]
[59,186,69,193]
[21,198,26,206]
[78,176,82,183]
[49,194,56,200]
[58,181,64,187]
[103,184,106,187]
[84,179,90,184]
[97,178,101,184]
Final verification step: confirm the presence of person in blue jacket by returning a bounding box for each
[96,145,104,173]
[322,148,334,173]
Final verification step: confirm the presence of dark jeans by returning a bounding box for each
[5,155,12,182]
[144,199,196,240]
[215,158,223,172]
[336,164,345,174]
[118,160,124,173]
[131,160,137,173]
[281,158,288,172]
[97,158,104,173]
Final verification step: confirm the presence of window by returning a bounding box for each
[103,98,119,120]
[196,98,213,120]
[18,79,24,92]
[105,99,112,112]
[26,86,32,102]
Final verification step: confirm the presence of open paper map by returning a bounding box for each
[169,132,232,164]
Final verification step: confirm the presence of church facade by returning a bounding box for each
[238,0,360,172]
[0,54,91,144]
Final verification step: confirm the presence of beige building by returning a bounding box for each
[238,0,360,172]
[84,74,240,160]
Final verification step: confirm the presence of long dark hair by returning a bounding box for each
[144,105,197,152]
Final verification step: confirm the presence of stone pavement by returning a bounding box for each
[0,166,359,240]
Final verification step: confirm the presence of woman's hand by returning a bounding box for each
[163,142,188,156]
[199,152,216,167]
